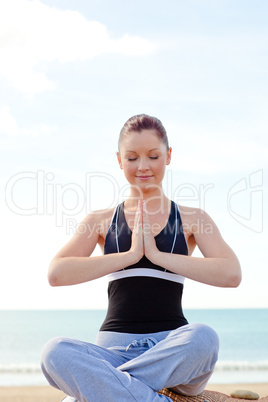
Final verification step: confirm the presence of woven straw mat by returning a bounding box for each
[158,388,268,402]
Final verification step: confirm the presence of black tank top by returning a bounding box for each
[99,200,189,333]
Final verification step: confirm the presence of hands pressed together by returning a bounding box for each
[130,200,159,263]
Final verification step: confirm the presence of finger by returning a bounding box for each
[142,201,150,223]
[142,202,151,236]
[135,201,141,221]
[133,202,142,234]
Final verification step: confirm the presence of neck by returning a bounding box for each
[125,184,169,212]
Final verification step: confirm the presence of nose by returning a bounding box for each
[138,157,149,171]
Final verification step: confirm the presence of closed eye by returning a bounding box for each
[127,156,159,161]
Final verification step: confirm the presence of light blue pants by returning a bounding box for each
[41,323,219,402]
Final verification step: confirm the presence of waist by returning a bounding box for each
[100,276,188,333]
[96,329,172,348]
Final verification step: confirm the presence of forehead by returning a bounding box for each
[121,129,164,151]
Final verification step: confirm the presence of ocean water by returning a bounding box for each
[0,309,267,386]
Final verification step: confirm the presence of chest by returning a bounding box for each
[124,210,170,237]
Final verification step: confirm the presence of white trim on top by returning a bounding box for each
[115,205,120,253]
[107,205,118,232]
[107,267,185,284]
[170,201,177,254]
[176,203,189,255]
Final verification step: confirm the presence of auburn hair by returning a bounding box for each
[118,114,169,151]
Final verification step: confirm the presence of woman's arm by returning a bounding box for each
[143,204,242,288]
[48,207,143,286]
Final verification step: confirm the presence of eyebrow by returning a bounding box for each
[125,148,161,153]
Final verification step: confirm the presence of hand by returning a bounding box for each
[142,201,159,262]
[129,200,144,262]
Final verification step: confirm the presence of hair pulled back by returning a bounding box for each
[118,114,169,151]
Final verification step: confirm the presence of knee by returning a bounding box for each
[41,336,71,372]
[189,323,219,362]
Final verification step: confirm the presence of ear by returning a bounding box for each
[166,147,172,165]
[116,152,123,169]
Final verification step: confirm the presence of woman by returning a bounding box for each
[41,114,241,402]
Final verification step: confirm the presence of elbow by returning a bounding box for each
[229,272,242,288]
[48,260,62,287]
[48,273,59,287]
[227,261,242,288]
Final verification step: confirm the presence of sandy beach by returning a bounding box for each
[0,384,267,402]
[205,383,268,398]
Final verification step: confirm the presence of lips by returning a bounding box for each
[136,175,153,180]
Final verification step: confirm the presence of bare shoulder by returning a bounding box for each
[178,205,218,237]
[52,206,117,259]
[77,206,117,240]
[178,204,238,260]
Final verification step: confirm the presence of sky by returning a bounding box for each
[0,0,267,310]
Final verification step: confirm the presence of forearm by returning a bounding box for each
[151,251,241,288]
[48,251,136,286]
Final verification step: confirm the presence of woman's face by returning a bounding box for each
[117,130,172,192]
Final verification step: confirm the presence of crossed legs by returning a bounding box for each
[41,323,219,402]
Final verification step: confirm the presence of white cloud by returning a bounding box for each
[21,124,57,137]
[0,105,19,136]
[0,104,57,137]
[0,0,155,95]
[166,123,268,173]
